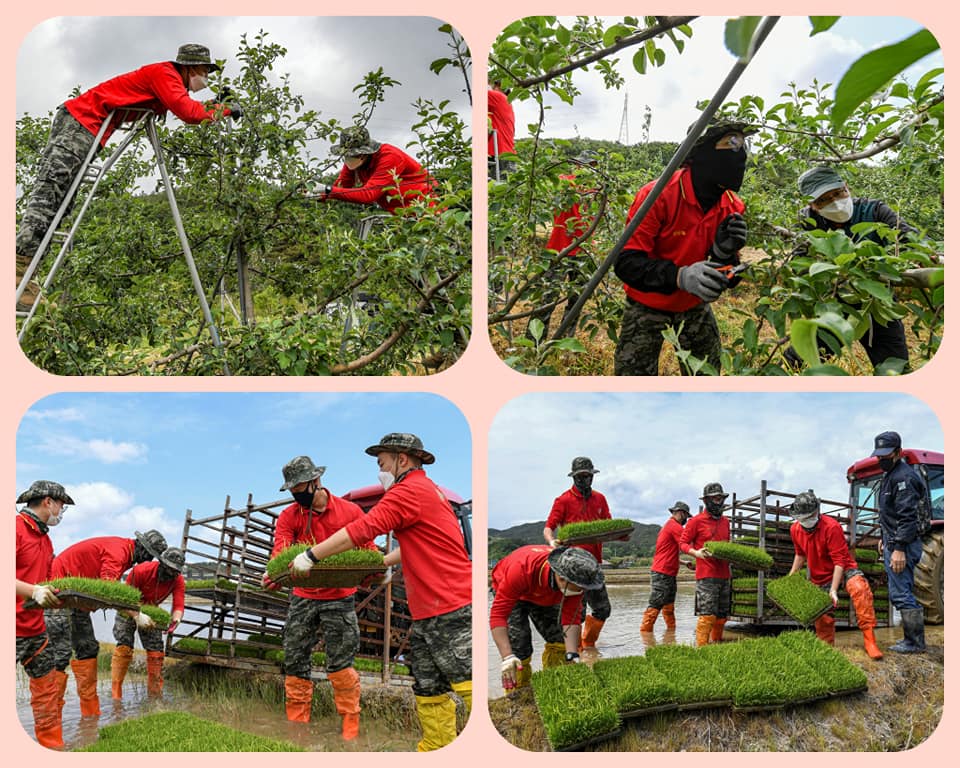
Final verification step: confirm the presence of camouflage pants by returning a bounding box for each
[16,633,56,679]
[647,571,678,609]
[694,578,732,618]
[581,584,612,621]
[527,259,590,340]
[408,604,472,697]
[505,600,564,663]
[283,595,359,680]
[16,105,98,259]
[614,298,721,376]
[44,608,99,669]
[113,612,164,652]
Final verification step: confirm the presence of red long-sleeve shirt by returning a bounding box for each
[546,175,591,256]
[329,144,434,213]
[125,561,185,613]
[16,512,54,637]
[65,61,228,146]
[651,517,686,577]
[52,536,136,582]
[680,511,731,579]
[487,88,515,157]
[545,487,611,564]
[272,492,372,601]
[489,545,583,629]
[345,470,470,620]
[790,515,858,586]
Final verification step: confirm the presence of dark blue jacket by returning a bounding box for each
[799,197,916,243]
[878,458,926,550]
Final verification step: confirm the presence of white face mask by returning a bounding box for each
[188,73,209,92]
[47,502,64,526]
[378,454,399,491]
[817,196,853,223]
[799,515,819,530]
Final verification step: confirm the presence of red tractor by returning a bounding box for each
[847,449,944,624]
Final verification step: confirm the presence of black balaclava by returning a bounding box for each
[879,456,898,472]
[133,542,151,564]
[573,474,593,498]
[292,480,317,509]
[158,564,178,582]
[704,497,725,517]
[688,142,746,211]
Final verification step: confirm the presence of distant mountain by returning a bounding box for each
[488,520,662,565]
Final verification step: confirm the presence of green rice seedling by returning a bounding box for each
[776,631,868,694]
[704,541,774,570]
[766,573,834,625]
[860,562,885,575]
[171,638,260,658]
[853,547,880,563]
[738,637,827,704]
[265,544,385,580]
[139,605,171,627]
[44,577,142,606]
[700,641,791,709]
[593,656,676,714]
[245,632,283,647]
[734,535,760,545]
[732,576,760,591]
[184,577,238,591]
[531,664,620,750]
[644,645,731,706]
[731,603,759,617]
[76,711,304,751]
[556,519,634,542]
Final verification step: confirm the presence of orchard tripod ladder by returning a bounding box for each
[16,108,230,374]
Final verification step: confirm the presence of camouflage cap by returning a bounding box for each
[700,482,728,499]
[173,43,221,72]
[16,480,75,505]
[669,500,691,515]
[365,433,435,465]
[568,457,599,477]
[688,119,758,150]
[159,547,186,573]
[135,530,168,560]
[797,166,845,201]
[334,126,381,157]
[791,491,820,519]
[279,455,326,491]
[547,546,605,590]
[575,150,599,165]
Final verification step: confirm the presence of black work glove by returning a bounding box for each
[677,261,727,303]
[226,104,243,121]
[711,213,748,262]
[217,87,234,102]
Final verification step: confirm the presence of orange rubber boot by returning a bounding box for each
[284,675,314,723]
[640,607,660,633]
[111,645,134,699]
[70,657,101,717]
[146,651,165,696]
[814,613,836,645]
[711,617,727,643]
[661,603,677,629]
[580,615,605,650]
[846,574,884,659]
[695,615,716,647]
[328,667,361,740]
[28,671,64,749]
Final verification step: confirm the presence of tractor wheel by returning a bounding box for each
[914,530,944,625]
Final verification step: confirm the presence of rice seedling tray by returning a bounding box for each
[619,703,679,720]
[704,541,775,571]
[26,577,142,611]
[25,590,140,612]
[267,545,386,587]
[140,605,172,627]
[553,727,624,752]
[556,519,634,545]
[532,664,621,751]
[765,574,834,625]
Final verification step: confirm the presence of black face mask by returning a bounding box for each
[704,498,725,517]
[689,145,746,210]
[133,543,151,564]
[878,457,897,472]
[158,565,177,582]
[573,475,593,498]
[292,483,316,509]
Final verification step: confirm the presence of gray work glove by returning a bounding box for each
[677,261,727,302]
[711,213,748,261]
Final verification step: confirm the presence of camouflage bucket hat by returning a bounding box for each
[16,480,75,505]
[334,126,381,157]
[280,456,326,491]
[669,500,691,515]
[688,119,758,150]
[159,547,186,573]
[791,491,820,519]
[135,530,168,560]
[365,433,435,464]
[700,482,728,499]
[174,43,221,72]
[568,457,599,477]
[547,546,605,590]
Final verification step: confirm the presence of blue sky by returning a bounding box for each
[17,392,471,551]
[488,392,943,530]
[505,15,944,143]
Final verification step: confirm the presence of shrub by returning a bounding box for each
[556,519,634,542]
[532,664,620,750]
[704,541,775,570]
[265,544,385,580]
[45,577,142,606]
[593,656,676,713]
[766,573,834,625]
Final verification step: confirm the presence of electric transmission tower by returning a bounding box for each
[618,91,629,144]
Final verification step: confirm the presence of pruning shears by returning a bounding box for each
[706,262,750,281]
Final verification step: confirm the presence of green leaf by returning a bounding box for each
[857,279,893,302]
[724,17,762,60]
[555,25,571,45]
[789,319,822,367]
[809,17,840,35]
[632,48,647,75]
[527,317,545,342]
[429,58,449,75]
[602,24,631,49]
[809,262,840,276]
[832,30,940,128]
[551,338,586,352]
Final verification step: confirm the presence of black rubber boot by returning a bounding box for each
[890,607,926,653]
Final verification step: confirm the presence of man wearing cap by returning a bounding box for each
[787,492,883,659]
[786,166,918,371]
[110,547,187,700]
[47,529,168,717]
[488,81,515,179]
[288,434,471,752]
[490,545,604,691]
[613,120,754,375]
[872,431,929,653]
[680,482,733,646]
[16,44,238,310]
[312,126,435,213]
[542,456,613,651]
[15,481,72,749]
[266,456,373,738]
[641,501,693,633]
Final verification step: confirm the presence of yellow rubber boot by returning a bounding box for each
[70,657,101,717]
[515,657,532,688]
[415,694,457,752]
[695,615,716,647]
[640,607,660,632]
[580,615,605,649]
[111,645,134,700]
[542,642,566,668]
[450,679,472,719]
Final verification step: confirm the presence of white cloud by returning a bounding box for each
[37,436,148,464]
[22,407,85,422]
